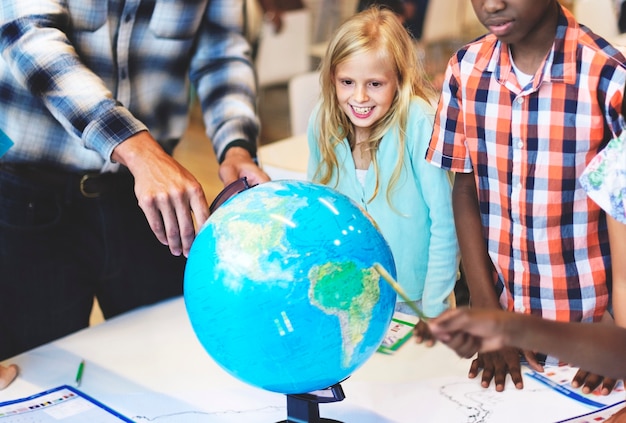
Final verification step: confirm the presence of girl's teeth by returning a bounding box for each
[353,106,371,114]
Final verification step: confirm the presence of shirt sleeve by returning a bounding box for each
[306,105,322,181]
[0,1,147,162]
[191,0,260,163]
[425,58,473,173]
[580,132,626,224]
[409,101,460,317]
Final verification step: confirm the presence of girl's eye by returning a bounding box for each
[342,80,353,86]
[371,81,382,87]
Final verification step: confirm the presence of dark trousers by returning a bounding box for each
[0,164,186,360]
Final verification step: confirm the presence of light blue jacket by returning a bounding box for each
[307,98,460,317]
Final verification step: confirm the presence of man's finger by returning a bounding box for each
[0,364,18,390]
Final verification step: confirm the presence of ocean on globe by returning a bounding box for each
[184,180,397,395]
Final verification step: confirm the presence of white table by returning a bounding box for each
[258,133,308,181]
[1,297,623,422]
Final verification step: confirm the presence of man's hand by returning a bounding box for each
[0,363,18,390]
[112,131,209,257]
[218,146,270,186]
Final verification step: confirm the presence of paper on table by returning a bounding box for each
[378,312,419,354]
[0,385,132,422]
[524,365,626,408]
[558,401,626,422]
[115,368,626,423]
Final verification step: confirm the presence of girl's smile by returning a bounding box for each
[333,49,398,139]
[351,105,375,118]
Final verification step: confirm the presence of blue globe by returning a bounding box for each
[184,180,397,395]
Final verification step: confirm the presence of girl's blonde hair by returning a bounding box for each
[312,6,436,205]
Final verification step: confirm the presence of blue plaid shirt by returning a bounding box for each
[0,0,259,172]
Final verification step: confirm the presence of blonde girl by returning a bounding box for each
[307,7,459,318]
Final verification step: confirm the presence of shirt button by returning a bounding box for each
[517,140,524,148]
[516,97,524,104]
[125,13,132,23]
[519,306,526,312]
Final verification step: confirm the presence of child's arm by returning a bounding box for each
[452,173,532,391]
[609,216,626,327]
[452,172,499,308]
[429,308,626,381]
[606,406,626,423]
[569,216,626,395]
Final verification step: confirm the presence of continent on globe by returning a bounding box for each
[309,261,380,368]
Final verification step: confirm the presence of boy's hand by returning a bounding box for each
[571,370,619,395]
[469,348,524,391]
[413,320,436,346]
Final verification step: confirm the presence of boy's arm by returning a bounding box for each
[609,216,626,327]
[566,216,626,395]
[452,172,498,308]
[452,173,528,391]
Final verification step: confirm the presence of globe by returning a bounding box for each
[184,180,397,395]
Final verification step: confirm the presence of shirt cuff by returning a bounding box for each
[219,139,258,164]
[83,105,148,163]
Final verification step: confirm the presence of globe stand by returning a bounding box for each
[277,383,345,423]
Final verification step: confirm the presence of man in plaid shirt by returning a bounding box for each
[0,0,269,360]
[426,0,626,394]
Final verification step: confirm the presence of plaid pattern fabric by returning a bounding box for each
[426,6,626,322]
[0,0,258,172]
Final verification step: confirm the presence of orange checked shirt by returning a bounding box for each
[426,6,626,323]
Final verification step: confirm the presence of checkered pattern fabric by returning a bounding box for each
[0,0,258,171]
[426,5,626,322]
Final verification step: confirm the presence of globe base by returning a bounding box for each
[277,383,345,423]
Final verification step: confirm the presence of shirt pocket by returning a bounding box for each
[67,0,107,32]
[149,0,207,40]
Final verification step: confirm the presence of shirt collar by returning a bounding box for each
[474,4,578,92]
